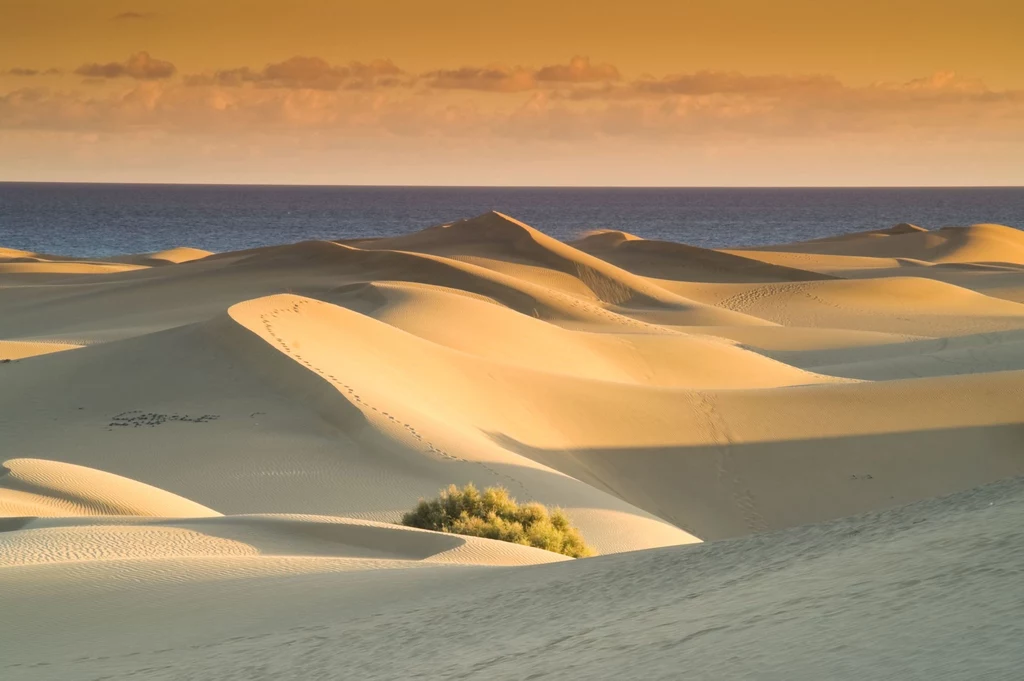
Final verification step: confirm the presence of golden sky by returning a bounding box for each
[2,0,1023,185]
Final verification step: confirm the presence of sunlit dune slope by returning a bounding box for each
[323,280,822,388]
[0,340,79,360]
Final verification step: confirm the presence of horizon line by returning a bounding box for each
[2,180,1023,190]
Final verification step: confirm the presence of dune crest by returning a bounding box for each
[365,211,721,308]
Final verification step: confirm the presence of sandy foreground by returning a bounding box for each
[1,213,1023,679]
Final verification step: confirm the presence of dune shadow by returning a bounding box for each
[0,517,34,532]
[487,423,1024,541]
[755,327,1024,369]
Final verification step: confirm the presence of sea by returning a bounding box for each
[1,183,1022,258]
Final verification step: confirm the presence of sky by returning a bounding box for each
[1,0,1023,186]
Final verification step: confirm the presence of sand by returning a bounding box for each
[1,212,1023,679]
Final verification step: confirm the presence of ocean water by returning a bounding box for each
[1,183,1022,258]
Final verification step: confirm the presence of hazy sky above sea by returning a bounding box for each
[2,0,1023,186]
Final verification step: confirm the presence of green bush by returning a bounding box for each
[401,483,594,558]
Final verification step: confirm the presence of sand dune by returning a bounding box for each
[100,246,215,267]
[809,331,1024,379]
[0,235,765,345]
[360,212,772,327]
[669,276,1024,336]
[1,245,210,267]
[324,280,823,388]
[746,222,1024,264]
[0,299,698,553]
[0,458,219,518]
[728,224,1024,280]
[574,228,832,283]
[363,212,688,304]
[1,214,1023,678]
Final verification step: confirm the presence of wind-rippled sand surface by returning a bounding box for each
[2,213,1023,679]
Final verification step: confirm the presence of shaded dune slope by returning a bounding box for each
[573,229,833,283]
[1,512,569,569]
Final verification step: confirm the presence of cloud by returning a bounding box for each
[0,82,431,136]
[630,71,842,96]
[4,67,61,77]
[423,57,618,91]
[188,57,404,90]
[559,71,846,101]
[535,56,620,83]
[113,11,156,20]
[556,71,1024,137]
[8,55,615,93]
[423,65,536,92]
[75,52,176,80]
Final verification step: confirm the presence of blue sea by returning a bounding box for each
[1,183,1022,258]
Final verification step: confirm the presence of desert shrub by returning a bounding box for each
[401,483,593,558]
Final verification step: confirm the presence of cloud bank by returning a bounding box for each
[3,53,1023,184]
[187,57,404,90]
[75,52,176,80]
[6,54,1018,140]
[3,68,62,77]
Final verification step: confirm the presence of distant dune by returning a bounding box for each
[2,213,1023,679]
